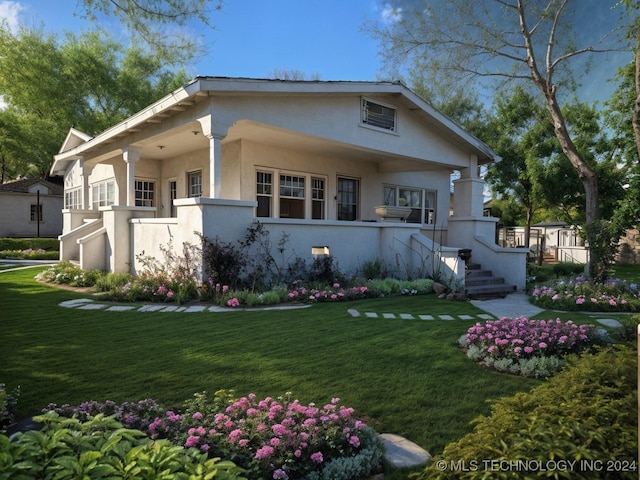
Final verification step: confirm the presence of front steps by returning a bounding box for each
[465,263,517,299]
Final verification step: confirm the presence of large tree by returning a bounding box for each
[367,0,628,278]
[0,26,189,179]
[76,0,223,64]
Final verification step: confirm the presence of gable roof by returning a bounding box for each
[0,178,63,195]
[51,76,499,175]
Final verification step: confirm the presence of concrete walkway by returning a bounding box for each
[470,292,544,319]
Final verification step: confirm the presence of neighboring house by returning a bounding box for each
[0,178,63,237]
[51,77,527,290]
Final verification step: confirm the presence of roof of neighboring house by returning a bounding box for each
[51,76,500,175]
[0,178,63,195]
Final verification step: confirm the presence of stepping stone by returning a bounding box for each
[365,312,378,318]
[400,313,414,320]
[78,303,107,310]
[478,314,495,320]
[184,306,206,313]
[60,298,94,308]
[107,305,136,311]
[161,306,187,312]
[208,305,227,312]
[438,315,454,320]
[459,315,474,320]
[138,305,165,312]
[418,315,434,320]
[379,433,431,469]
[597,318,623,328]
[383,313,396,319]
[347,309,360,317]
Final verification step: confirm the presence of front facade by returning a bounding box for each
[51,77,527,289]
[0,178,63,237]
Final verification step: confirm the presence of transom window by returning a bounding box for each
[362,98,397,132]
[384,184,437,224]
[187,171,202,198]
[135,180,155,207]
[91,180,115,210]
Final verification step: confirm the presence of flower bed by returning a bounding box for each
[530,276,639,312]
[461,317,600,378]
[44,391,382,480]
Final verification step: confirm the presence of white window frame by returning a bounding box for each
[256,170,273,218]
[91,179,115,210]
[255,169,327,220]
[30,204,43,222]
[65,188,81,210]
[361,97,398,132]
[135,179,155,207]
[187,171,202,198]
[383,184,437,224]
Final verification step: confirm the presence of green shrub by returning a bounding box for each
[35,262,100,287]
[361,258,387,279]
[417,345,638,479]
[1,412,246,479]
[0,238,59,251]
[552,262,586,277]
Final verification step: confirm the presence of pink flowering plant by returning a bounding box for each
[287,280,373,304]
[462,317,601,378]
[530,276,639,312]
[148,391,382,480]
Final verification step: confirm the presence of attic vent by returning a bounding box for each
[362,98,397,131]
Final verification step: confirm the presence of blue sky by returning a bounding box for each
[0,0,631,103]
[1,0,390,81]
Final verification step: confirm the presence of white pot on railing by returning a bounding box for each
[375,205,412,222]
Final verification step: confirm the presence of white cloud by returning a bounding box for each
[380,3,402,24]
[0,1,24,33]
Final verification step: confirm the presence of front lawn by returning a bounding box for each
[1,267,541,459]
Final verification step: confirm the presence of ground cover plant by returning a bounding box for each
[0,267,541,463]
[461,317,600,378]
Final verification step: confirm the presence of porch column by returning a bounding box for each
[206,134,222,198]
[122,146,141,206]
[80,160,93,209]
[197,114,223,199]
[452,155,485,218]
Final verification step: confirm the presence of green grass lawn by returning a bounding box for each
[612,263,640,283]
[1,265,630,475]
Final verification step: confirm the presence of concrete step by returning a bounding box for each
[466,275,505,287]
[466,269,493,278]
[466,283,516,298]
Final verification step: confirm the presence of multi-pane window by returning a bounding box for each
[279,174,305,218]
[91,180,115,210]
[311,177,325,220]
[383,184,437,224]
[256,171,273,217]
[362,98,397,132]
[169,181,177,217]
[187,171,202,198]
[337,177,359,221]
[65,189,81,210]
[135,180,155,207]
[30,204,43,222]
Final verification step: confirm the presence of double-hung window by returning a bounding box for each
[187,171,202,198]
[30,204,43,222]
[279,174,305,219]
[256,171,273,217]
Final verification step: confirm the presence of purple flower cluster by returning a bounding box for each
[465,317,597,360]
[43,398,165,431]
[287,281,371,303]
[149,393,368,479]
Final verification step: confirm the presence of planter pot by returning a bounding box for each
[375,206,412,222]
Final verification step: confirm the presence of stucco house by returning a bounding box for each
[51,77,526,293]
[0,178,63,237]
